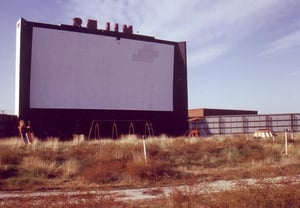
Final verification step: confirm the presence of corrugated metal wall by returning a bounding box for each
[189,113,300,135]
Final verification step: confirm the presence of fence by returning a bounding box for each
[189,113,300,136]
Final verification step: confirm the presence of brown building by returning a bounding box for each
[0,114,18,138]
[188,108,258,120]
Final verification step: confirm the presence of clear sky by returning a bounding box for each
[1,0,300,115]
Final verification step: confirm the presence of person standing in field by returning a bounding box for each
[18,120,32,144]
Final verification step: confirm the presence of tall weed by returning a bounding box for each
[0,135,299,190]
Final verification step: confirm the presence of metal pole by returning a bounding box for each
[143,136,147,163]
[285,129,288,155]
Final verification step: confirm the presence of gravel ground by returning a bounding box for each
[0,175,299,201]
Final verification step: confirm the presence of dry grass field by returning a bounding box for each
[0,133,300,207]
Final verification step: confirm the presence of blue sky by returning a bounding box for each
[1,0,300,115]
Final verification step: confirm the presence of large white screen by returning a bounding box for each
[30,27,174,111]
